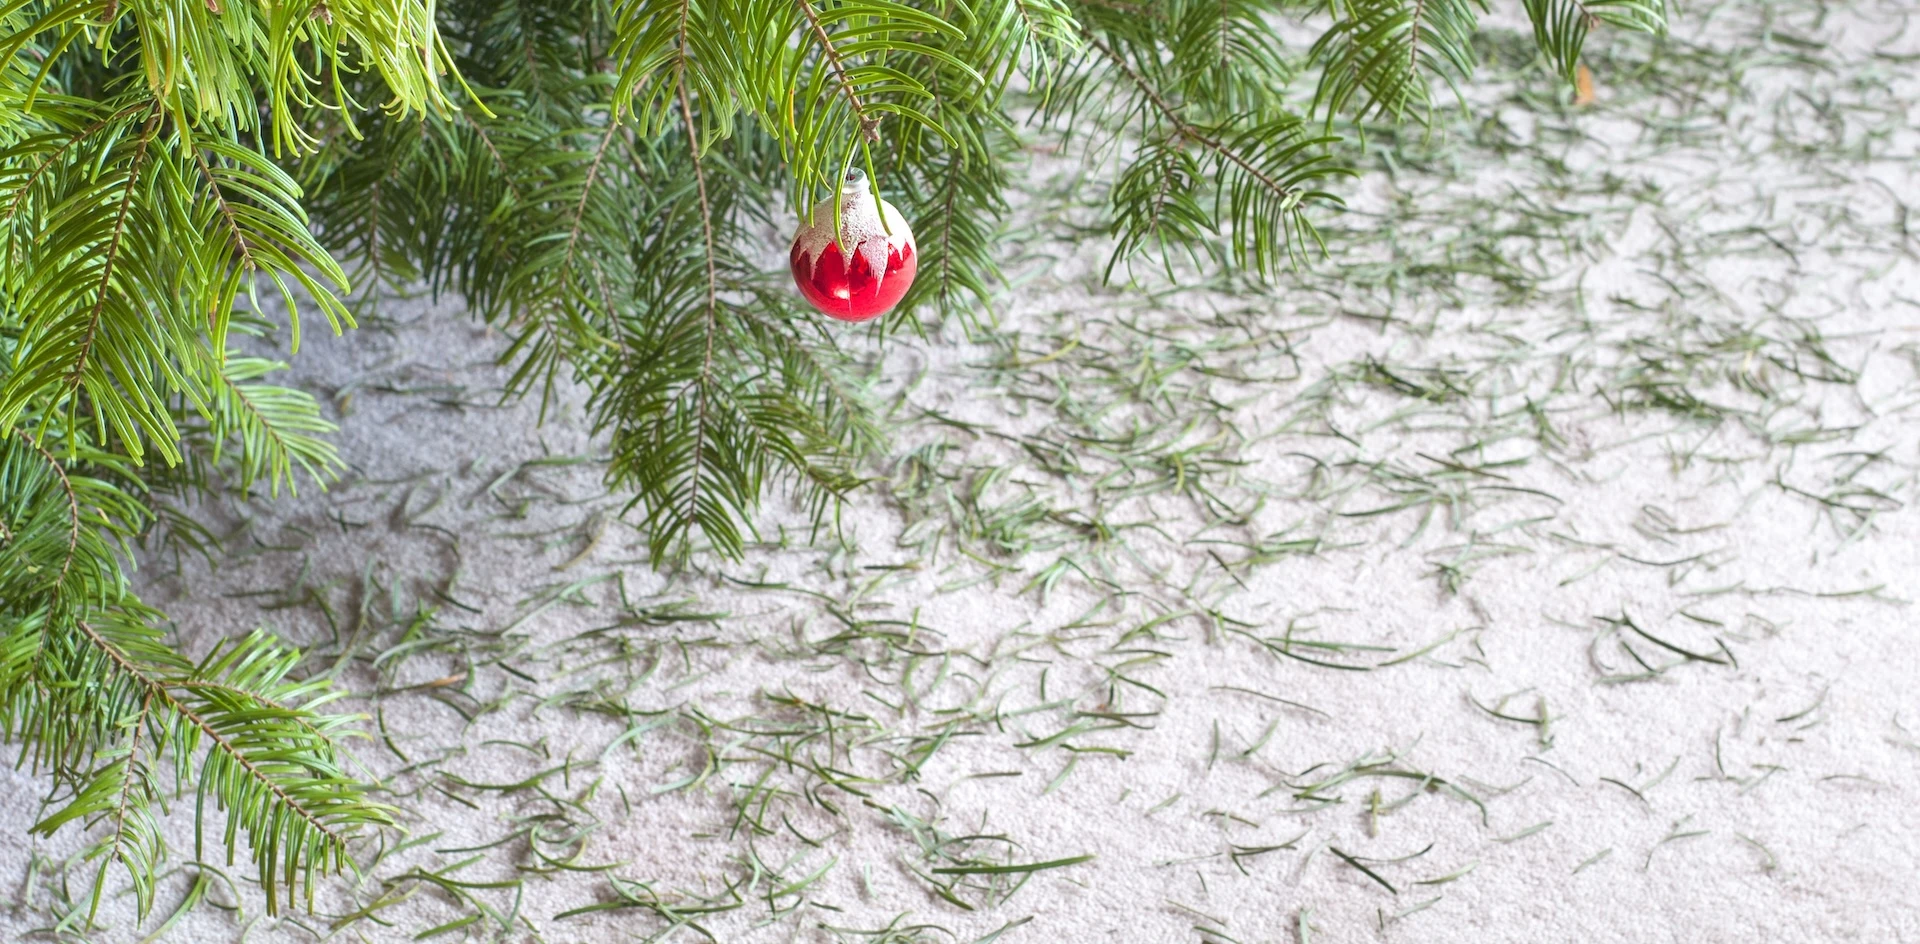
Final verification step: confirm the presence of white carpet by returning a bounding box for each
[3,2,1917,941]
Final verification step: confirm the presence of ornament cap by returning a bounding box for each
[840,167,870,195]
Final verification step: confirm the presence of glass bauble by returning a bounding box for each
[789,169,916,322]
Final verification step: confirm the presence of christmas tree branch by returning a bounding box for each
[68,109,161,410]
[1087,32,1293,203]
[15,428,80,583]
[675,78,723,560]
[1524,0,1667,84]
[1,436,387,920]
[100,692,156,919]
[1,101,150,226]
[193,147,261,276]
[1081,26,1350,276]
[794,0,881,142]
[69,619,368,907]
[1309,0,1486,126]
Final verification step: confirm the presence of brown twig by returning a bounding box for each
[796,0,882,141]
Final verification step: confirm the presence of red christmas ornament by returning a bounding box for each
[790,169,916,323]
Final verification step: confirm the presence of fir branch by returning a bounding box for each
[464,110,527,202]
[62,619,389,913]
[1,101,150,226]
[66,108,161,407]
[1310,0,1486,126]
[3,437,383,919]
[99,691,155,919]
[192,147,259,294]
[199,354,342,497]
[565,125,619,274]
[14,428,80,585]
[674,82,723,558]
[1085,30,1350,276]
[169,679,352,765]
[1087,34,1263,200]
[0,432,142,609]
[795,0,882,142]
[71,619,349,848]
[1524,0,1667,85]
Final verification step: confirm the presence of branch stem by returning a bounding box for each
[674,18,721,546]
[68,108,162,400]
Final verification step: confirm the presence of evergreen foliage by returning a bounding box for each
[0,0,1665,920]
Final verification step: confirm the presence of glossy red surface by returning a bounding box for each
[789,238,916,322]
